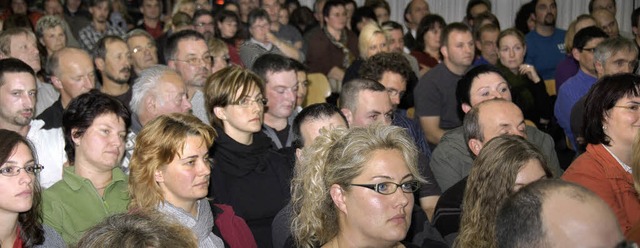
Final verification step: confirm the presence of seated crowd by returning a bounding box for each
[0,0,639,247]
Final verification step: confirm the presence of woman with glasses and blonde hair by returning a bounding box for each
[0,129,65,247]
[455,135,553,247]
[563,73,640,236]
[204,66,291,247]
[291,124,425,248]
[128,113,224,248]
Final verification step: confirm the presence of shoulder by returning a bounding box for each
[525,126,554,149]
[37,224,65,248]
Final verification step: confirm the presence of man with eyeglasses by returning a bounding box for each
[555,27,608,151]
[570,37,639,153]
[253,54,299,149]
[166,30,212,124]
[126,29,159,79]
[193,9,215,42]
[94,36,133,110]
[0,58,66,188]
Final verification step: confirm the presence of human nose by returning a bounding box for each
[197,159,211,176]
[21,92,35,108]
[509,48,515,58]
[18,167,33,185]
[392,185,411,208]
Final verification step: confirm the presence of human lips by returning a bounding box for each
[15,189,32,197]
[20,109,33,118]
[388,213,407,224]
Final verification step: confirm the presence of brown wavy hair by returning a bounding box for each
[454,135,553,248]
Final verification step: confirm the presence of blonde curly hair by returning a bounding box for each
[290,124,426,247]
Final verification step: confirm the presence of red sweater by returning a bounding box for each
[562,144,640,235]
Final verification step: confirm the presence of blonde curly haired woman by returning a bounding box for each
[291,125,425,248]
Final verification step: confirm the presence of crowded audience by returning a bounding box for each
[0,0,638,247]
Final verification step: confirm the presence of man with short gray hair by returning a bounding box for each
[570,36,639,152]
[122,65,192,170]
[126,29,158,77]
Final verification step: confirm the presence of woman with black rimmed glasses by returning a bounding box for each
[291,124,425,248]
[0,129,65,247]
[204,66,291,248]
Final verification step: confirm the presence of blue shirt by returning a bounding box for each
[393,108,431,159]
[525,28,567,80]
[554,69,597,149]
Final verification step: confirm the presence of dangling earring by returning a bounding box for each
[602,125,607,130]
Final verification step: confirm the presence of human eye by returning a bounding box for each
[0,166,15,175]
[187,57,199,64]
[11,91,21,97]
[184,159,196,166]
[28,90,36,97]
[101,129,110,136]
[375,182,391,194]
[369,114,379,121]
[384,112,394,120]
[499,85,509,93]
[401,181,419,192]
[275,87,286,94]
[25,164,41,174]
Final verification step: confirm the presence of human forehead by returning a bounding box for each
[471,72,506,88]
[265,70,298,86]
[106,39,129,53]
[606,49,638,63]
[43,25,64,33]
[446,30,473,45]
[176,38,208,55]
[0,72,36,90]
[355,90,392,110]
[195,14,213,22]
[128,35,152,46]
[536,0,556,7]
[479,102,522,123]
[480,30,499,41]
[9,33,36,46]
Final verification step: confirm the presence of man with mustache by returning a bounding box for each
[166,30,212,124]
[94,36,133,110]
[524,0,566,81]
[78,0,125,51]
[0,58,66,188]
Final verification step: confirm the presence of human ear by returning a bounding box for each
[330,184,348,214]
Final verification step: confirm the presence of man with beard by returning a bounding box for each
[94,36,132,109]
[79,0,126,51]
[524,0,566,80]
[166,30,211,123]
[0,58,66,188]
[0,28,59,116]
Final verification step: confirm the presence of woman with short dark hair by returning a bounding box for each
[562,73,640,236]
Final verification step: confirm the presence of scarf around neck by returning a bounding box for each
[211,127,273,177]
[322,27,354,68]
[157,199,225,248]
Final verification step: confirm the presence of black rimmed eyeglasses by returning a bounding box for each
[350,180,421,195]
